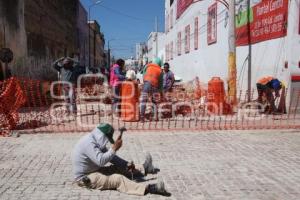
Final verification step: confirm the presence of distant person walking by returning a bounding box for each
[110,59,126,115]
[140,58,163,122]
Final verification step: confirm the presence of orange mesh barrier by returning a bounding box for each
[0,77,27,136]
[0,76,299,135]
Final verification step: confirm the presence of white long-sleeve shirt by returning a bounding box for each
[72,128,116,180]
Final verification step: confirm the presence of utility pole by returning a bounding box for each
[247,0,252,102]
[88,1,103,68]
[228,0,237,105]
[155,16,158,58]
[88,8,91,68]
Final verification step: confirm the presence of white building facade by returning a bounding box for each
[164,0,300,102]
[135,43,147,60]
[147,32,166,62]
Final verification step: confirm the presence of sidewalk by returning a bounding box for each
[0,130,300,200]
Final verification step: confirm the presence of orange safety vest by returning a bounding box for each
[143,63,162,87]
[257,76,274,85]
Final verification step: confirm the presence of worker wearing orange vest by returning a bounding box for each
[256,76,283,113]
[140,58,163,122]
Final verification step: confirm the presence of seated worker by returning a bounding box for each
[256,76,284,113]
[72,123,171,196]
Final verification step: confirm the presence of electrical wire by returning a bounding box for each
[98,5,157,22]
[238,56,249,89]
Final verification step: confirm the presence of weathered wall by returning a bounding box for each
[88,21,105,69]
[0,0,27,63]
[25,0,78,59]
[0,0,80,80]
[95,32,105,67]
[77,2,88,67]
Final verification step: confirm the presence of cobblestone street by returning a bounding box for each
[1,130,300,200]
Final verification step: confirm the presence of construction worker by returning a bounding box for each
[110,59,126,115]
[256,76,284,113]
[72,123,171,196]
[53,57,81,115]
[163,62,175,93]
[140,58,163,122]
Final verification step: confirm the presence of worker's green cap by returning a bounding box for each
[97,123,115,144]
[152,57,162,67]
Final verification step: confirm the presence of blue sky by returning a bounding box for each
[80,0,165,59]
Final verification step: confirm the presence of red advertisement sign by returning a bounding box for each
[177,0,193,19]
[236,0,288,46]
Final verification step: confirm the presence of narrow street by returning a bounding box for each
[1,130,300,200]
[1,0,300,199]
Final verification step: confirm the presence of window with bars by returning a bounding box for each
[207,3,217,45]
[194,17,199,50]
[185,25,190,53]
[177,31,182,56]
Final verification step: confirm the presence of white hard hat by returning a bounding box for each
[126,70,136,80]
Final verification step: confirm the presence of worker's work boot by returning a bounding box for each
[147,180,171,196]
[143,153,155,175]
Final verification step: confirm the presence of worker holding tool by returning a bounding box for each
[72,123,171,196]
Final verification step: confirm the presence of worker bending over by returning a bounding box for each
[256,76,285,114]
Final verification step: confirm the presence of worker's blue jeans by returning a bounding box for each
[111,155,128,169]
[140,81,160,119]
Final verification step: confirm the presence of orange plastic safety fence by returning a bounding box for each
[0,77,27,136]
[1,77,299,135]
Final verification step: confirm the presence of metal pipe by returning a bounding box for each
[247,0,252,102]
